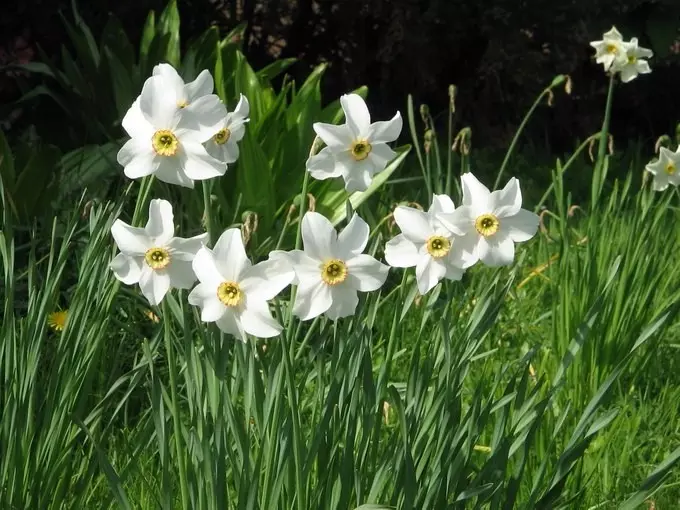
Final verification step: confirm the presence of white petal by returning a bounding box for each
[166,260,197,289]
[240,299,282,338]
[367,111,402,143]
[502,209,539,243]
[461,172,491,208]
[188,283,225,322]
[312,122,354,150]
[185,70,214,101]
[110,253,143,284]
[167,233,209,261]
[240,259,294,301]
[233,94,250,118]
[302,212,337,262]
[179,95,228,142]
[213,228,250,281]
[477,235,515,267]
[346,254,389,292]
[268,249,304,285]
[145,199,175,245]
[393,206,433,243]
[490,177,522,218]
[154,157,194,188]
[111,219,151,255]
[436,207,475,236]
[216,309,247,341]
[337,214,370,259]
[447,233,479,269]
[620,66,637,83]
[221,139,240,164]
[325,285,359,320]
[428,194,456,215]
[307,147,342,179]
[181,142,226,180]
[292,278,332,321]
[603,27,623,41]
[384,234,420,268]
[415,256,446,295]
[152,63,185,99]
[117,138,157,179]
[140,75,181,129]
[139,266,171,305]
[343,164,373,192]
[122,98,154,139]
[443,260,465,281]
[192,246,225,284]
[367,143,396,172]
[341,94,371,138]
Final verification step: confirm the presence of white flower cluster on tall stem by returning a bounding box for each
[645,147,680,191]
[306,94,402,192]
[117,63,249,188]
[590,27,653,83]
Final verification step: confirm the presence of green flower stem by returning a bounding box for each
[161,301,190,510]
[202,179,214,245]
[131,176,156,226]
[592,73,616,208]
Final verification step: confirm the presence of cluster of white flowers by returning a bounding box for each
[117,63,249,188]
[109,63,540,340]
[590,27,653,83]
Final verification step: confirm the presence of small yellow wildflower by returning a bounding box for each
[47,310,68,332]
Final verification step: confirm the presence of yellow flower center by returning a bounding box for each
[350,140,372,161]
[152,130,179,156]
[606,43,618,54]
[214,128,231,145]
[475,214,500,237]
[217,281,242,307]
[177,100,189,108]
[426,235,451,259]
[627,55,637,64]
[321,259,348,286]
[144,247,171,270]
[666,163,676,175]
[47,310,68,332]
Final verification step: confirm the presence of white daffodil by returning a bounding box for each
[188,229,294,341]
[152,63,214,110]
[385,194,478,295]
[110,199,207,305]
[436,173,539,267]
[306,94,402,192]
[272,212,389,320]
[205,94,250,164]
[590,26,627,72]
[645,147,680,191]
[611,38,653,83]
[117,73,227,188]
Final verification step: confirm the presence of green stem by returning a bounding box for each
[162,301,189,510]
[493,90,550,190]
[592,73,616,208]
[535,134,599,211]
[131,176,156,226]
[279,332,306,510]
[202,180,214,245]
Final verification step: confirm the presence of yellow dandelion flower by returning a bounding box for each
[47,310,68,332]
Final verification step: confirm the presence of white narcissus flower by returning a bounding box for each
[611,38,653,83]
[110,199,207,305]
[436,173,539,267]
[385,194,478,295]
[645,147,680,191]
[117,73,227,188]
[272,212,389,321]
[188,229,294,341]
[590,26,627,71]
[205,94,250,164]
[306,94,402,192]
